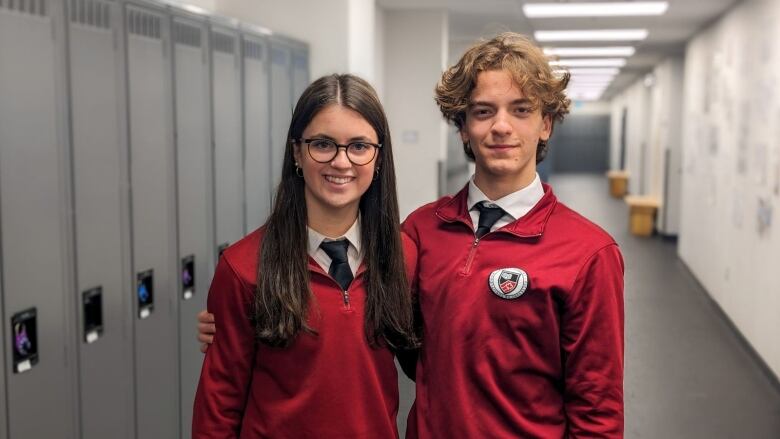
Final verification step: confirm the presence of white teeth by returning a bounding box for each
[325,176,353,184]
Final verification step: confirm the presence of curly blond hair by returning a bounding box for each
[435,32,570,163]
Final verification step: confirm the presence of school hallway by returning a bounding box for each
[555,173,780,438]
[3,1,780,437]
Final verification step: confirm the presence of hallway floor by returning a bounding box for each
[397,173,780,438]
[552,173,780,438]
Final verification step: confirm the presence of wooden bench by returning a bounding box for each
[624,195,661,237]
[606,170,629,198]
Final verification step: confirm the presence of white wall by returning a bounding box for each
[384,10,449,219]
[679,0,780,379]
[374,5,386,100]
[609,95,624,171]
[652,57,685,234]
[610,80,651,195]
[609,56,684,225]
[209,0,352,81]
[348,0,376,83]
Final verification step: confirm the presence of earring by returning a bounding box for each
[373,167,380,181]
[295,163,303,178]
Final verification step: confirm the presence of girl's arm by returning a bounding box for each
[192,257,257,438]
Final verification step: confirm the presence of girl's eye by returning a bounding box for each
[311,139,334,149]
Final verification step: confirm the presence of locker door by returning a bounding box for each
[124,4,179,438]
[243,34,272,229]
[172,15,214,439]
[269,41,293,191]
[68,0,135,436]
[0,1,78,438]
[212,27,245,252]
[0,227,5,439]
[292,47,310,104]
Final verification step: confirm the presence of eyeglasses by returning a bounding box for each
[298,138,382,166]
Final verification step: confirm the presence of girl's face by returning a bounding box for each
[294,105,379,218]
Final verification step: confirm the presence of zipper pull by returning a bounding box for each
[343,290,350,308]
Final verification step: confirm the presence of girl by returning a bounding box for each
[192,74,416,438]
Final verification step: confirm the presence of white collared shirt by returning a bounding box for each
[467,173,545,234]
[307,216,362,275]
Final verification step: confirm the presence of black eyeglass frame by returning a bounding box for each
[296,138,383,166]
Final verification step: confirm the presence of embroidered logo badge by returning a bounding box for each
[488,268,529,300]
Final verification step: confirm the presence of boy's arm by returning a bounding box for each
[561,244,625,438]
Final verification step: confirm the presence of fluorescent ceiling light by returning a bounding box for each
[535,29,648,42]
[550,58,627,67]
[568,93,606,100]
[544,46,636,57]
[569,84,613,90]
[566,91,604,101]
[567,74,616,81]
[181,4,210,15]
[568,86,609,93]
[524,2,668,18]
[557,67,621,76]
[569,80,614,86]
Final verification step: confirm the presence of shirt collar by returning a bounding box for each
[307,215,362,256]
[467,173,544,221]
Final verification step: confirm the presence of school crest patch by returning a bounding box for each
[488,268,529,300]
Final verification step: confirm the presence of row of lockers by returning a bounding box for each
[0,0,309,438]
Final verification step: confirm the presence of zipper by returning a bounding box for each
[342,289,350,309]
[461,237,480,275]
[307,258,356,310]
[459,230,542,276]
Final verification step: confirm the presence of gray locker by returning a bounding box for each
[211,23,245,251]
[171,10,214,439]
[242,31,272,230]
[292,45,310,104]
[67,0,135,437]
[124,3,179,438]
[0,1,79,438]
[269,39,293,190]
[0,217,5,439]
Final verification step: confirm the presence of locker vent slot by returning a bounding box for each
[213,32,234,54]
[128,8,161,39]
[174,21,201,47]
[0,0,47,16]
[243,40,263,61]
[271,47,287,66]
[293,53,307,69]
[69,0,110,29]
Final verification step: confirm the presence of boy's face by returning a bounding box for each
[461,69,551,186]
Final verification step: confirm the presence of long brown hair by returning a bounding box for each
[254,74,415,349]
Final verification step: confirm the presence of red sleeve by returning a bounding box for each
[192,257,257,438]
[396,231,421,380]
[562,244,625,438]
[401,230,419,292]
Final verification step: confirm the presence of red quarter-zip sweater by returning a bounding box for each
[402,183,625,438]
[193,227,416,438]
